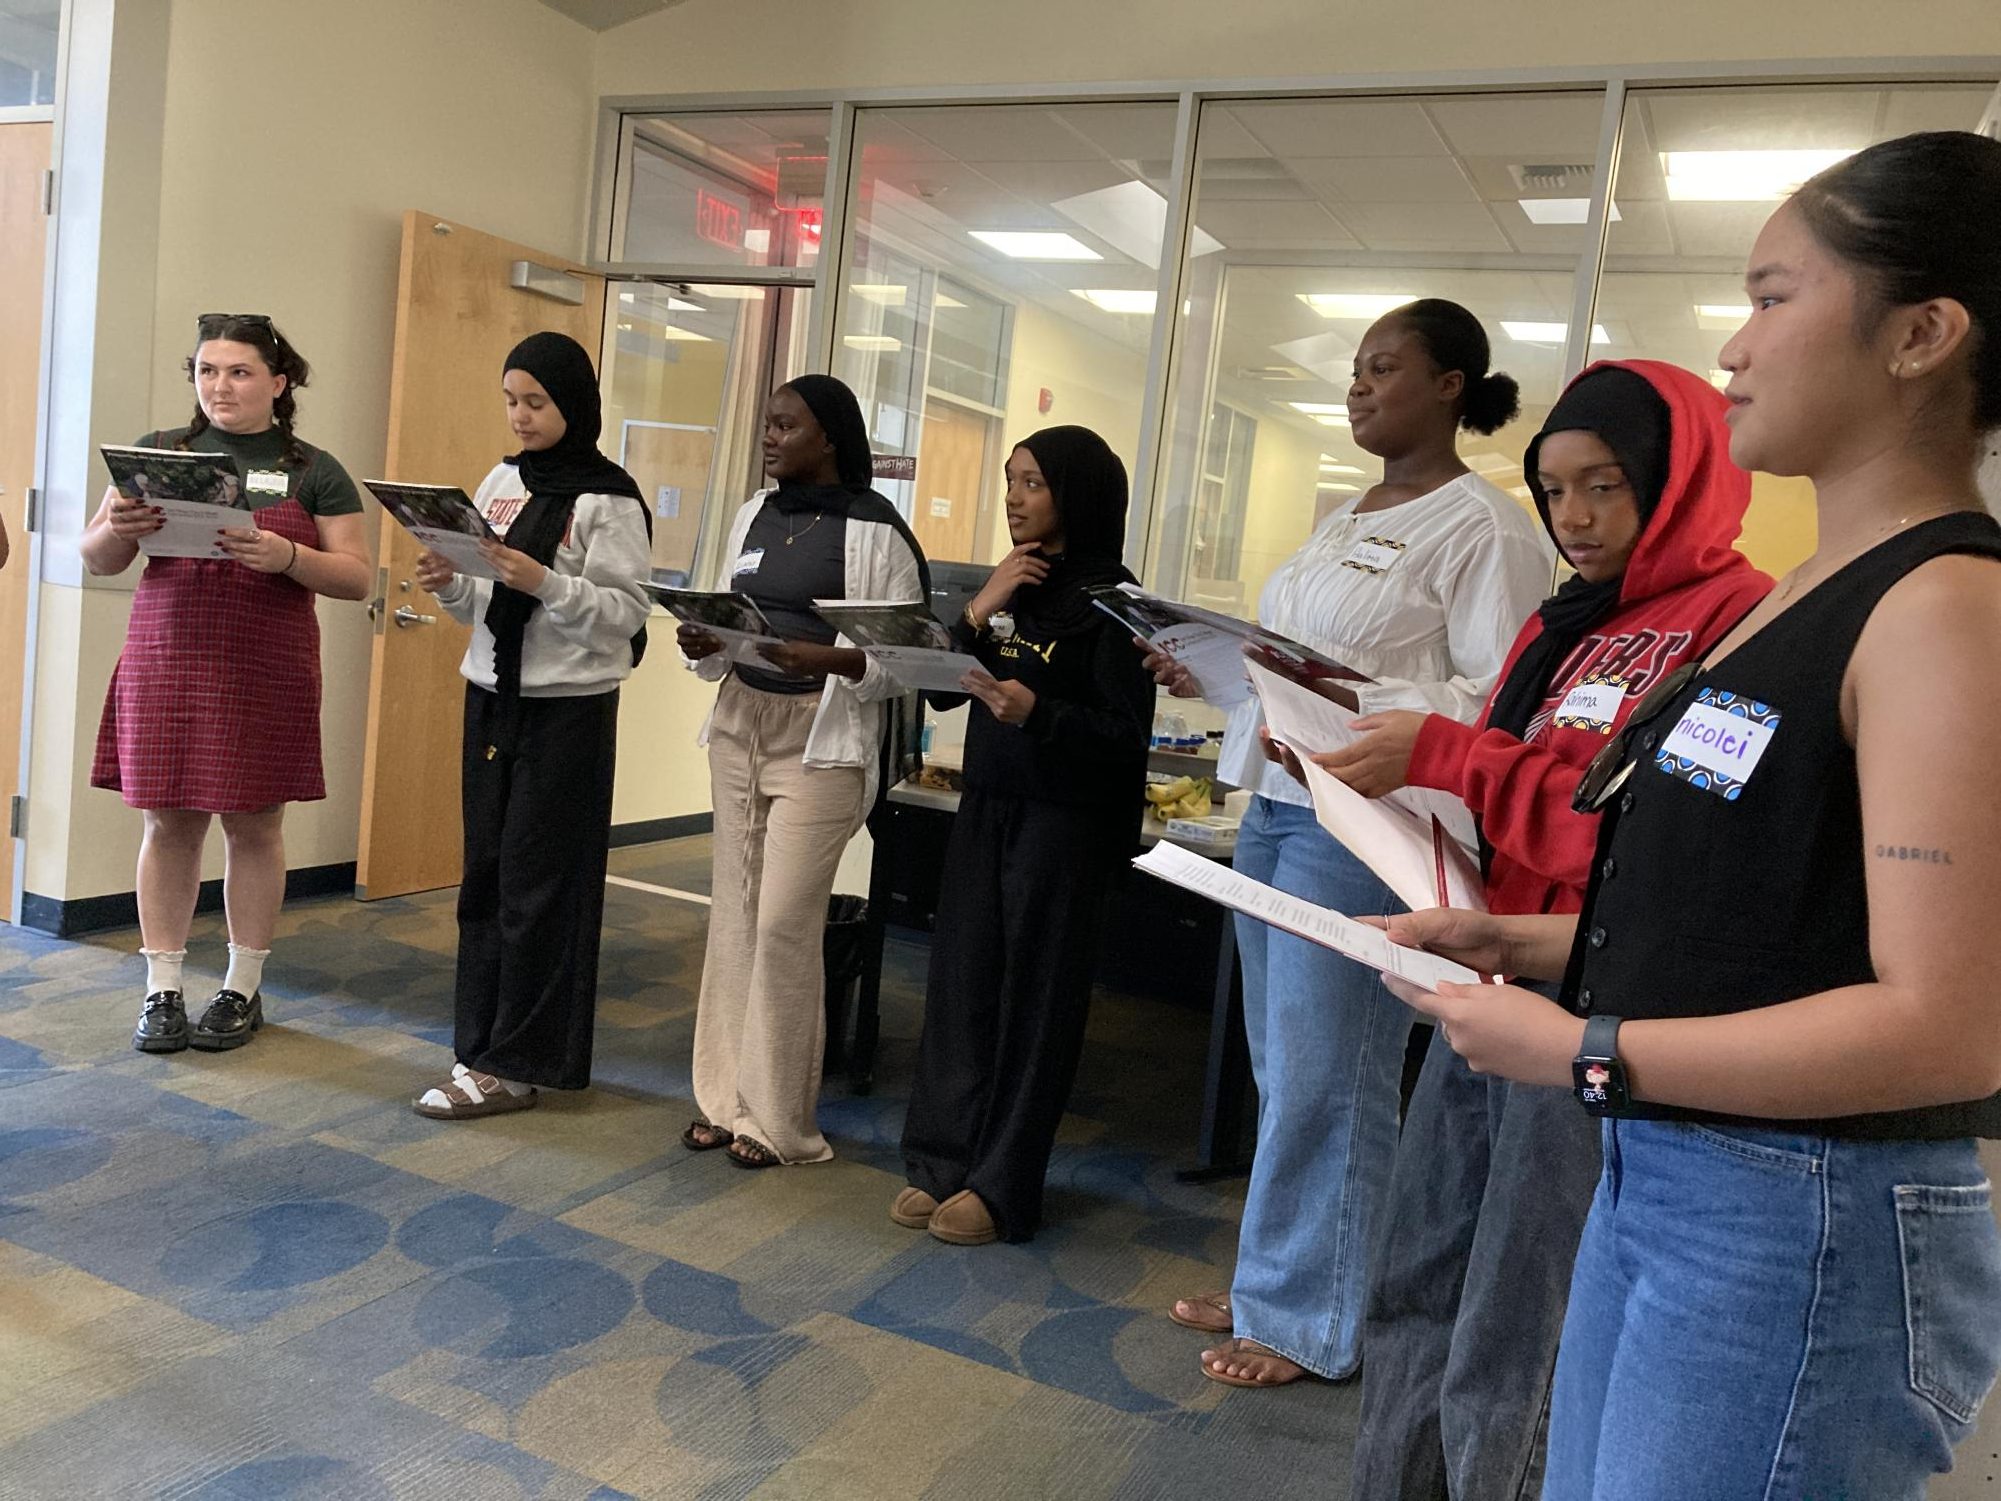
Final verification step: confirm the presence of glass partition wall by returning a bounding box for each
[599,73,1998,593]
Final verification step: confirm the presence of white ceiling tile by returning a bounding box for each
[1425,93,1606,159]
[1230,98,1451,159]
[894,106,1112,163]
[1881,87,1995,136]
[1338,201,1512,252]
[1193,200,1359,250]
[1639,86,1881,154]
[1288,155,1480,205]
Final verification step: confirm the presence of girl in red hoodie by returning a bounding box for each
[1324,360,1771,1499]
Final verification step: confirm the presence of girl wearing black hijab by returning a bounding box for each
[410,331,652,1119]
[893,426,1154,1245]
[681,374,930,1168]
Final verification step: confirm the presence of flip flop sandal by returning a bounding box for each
[726,1136,780,1170]
[1201,1338,1310,1390]
[1169,1291,1234,1333]
[412,1064,538,1120]
[681,1118,734,1151]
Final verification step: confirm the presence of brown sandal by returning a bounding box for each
[412,1064,537,1120]
[1201,1338,1310,1389]
[681,1118,734,1151]
[1169,1291,1234,1333]
[726,1135,780,1170]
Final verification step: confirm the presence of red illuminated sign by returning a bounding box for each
[695,188,744,251]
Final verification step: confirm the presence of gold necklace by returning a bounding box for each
[785,511,823,547]
[1772,509,1953,607]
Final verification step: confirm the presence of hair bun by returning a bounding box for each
[1461,371,1522,435]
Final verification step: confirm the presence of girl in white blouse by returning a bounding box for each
[1153,299,1550,1388]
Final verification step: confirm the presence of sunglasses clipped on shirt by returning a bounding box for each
[1570,659,1704,814]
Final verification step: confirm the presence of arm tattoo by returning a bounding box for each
[1873,844,1954,866]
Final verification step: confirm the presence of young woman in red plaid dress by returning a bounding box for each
[82,315,371,1055]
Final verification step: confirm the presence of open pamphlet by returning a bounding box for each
[364,481,502,581]
[643,584,795,674]
[101,445,247,560]
[811,599,996,694]
[1089,583,1372,710]
[1132,840,1483,990]
[1249,662,1486,913]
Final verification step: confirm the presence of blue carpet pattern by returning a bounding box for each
[0,838,1358,1499]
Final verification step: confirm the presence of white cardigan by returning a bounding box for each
[687,490,925,803]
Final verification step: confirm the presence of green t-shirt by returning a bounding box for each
[137,425,363,518]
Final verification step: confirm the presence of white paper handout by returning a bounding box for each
[1248,662,1486,913]
[102,445,245,560]
[364,480,503,581]
[643,583,797,673]
[1132,840,1483,989]
[811,599,997,695]
[1089,583,1372,711]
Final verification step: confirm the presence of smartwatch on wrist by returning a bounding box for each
[1573,1013,1630,1116]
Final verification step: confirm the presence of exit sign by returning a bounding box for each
[695,189,744,251]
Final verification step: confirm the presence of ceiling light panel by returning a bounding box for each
[968,230,1102,261]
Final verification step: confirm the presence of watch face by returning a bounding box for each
[1574,1056,1629,1115]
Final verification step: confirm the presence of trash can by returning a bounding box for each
[822,894,870,1077]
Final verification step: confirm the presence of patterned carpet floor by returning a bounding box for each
[0,837,1361,1500]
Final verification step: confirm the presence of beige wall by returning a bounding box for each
[32,0,600,903]
[595,0,2001,96]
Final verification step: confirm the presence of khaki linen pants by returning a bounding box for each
[692,676,866,1163]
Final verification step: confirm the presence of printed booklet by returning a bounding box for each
[102,445,245,560]
[365,481,502,580]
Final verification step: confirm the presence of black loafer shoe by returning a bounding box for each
[190,988,263,1052]
[132,990,189,1053]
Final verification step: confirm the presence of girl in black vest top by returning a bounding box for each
[1377,131,2001,1499]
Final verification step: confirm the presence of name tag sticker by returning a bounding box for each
[731,548,765,578]
[1554,679,1626,732]
[1654,688,1781,800]
[1341,536,1407,575]
[245,469,287,497]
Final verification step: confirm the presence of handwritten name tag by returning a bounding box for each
[246,469,288,497]
[731,548,765,578]
[1341,536,1406,575]
[1654,688,1780,800]
[1554,679,1625,732]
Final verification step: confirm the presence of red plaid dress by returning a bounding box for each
[90,496,326,811]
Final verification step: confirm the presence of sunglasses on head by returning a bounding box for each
[1570,659,1703,814]
[196,312,275,338]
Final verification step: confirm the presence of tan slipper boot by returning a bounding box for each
[928,1189,998,1246]
[891,1186,939,1228]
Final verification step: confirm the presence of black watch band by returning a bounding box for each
[1573,1013,1630,1116]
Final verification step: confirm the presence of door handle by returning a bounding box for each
[392,605,437,628]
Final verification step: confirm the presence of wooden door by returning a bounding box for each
[621,422,714,581]
[912,398,988,564]
[354,212,603,898]
[0,123,51,918]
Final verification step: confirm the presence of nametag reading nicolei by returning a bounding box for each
[1554,679,1625,732]
[1341,537,1406,575]
[731,548,765,578]
[1654,687,1781,801]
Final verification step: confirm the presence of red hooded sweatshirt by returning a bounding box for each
[1405,360,1773,917]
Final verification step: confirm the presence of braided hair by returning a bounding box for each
[182,315,312,468]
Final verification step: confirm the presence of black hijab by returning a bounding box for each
[486,332,650,726]
[1483,367,1671,742]
[765,374,932,597]
[1006,426,1136,638]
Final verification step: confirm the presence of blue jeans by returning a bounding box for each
[1230,794,1409,1378]
[1546,1118,2001,1500]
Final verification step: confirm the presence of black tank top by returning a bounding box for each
[1564,510,2001,1140]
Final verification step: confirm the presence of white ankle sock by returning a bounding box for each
[141,948,186,996]
[223,943,270,998]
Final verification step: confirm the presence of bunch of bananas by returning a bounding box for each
[1146,775,1213,823]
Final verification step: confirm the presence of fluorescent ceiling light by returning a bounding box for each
[1709,368,1732,390]
[850,284,908,306]
[1051,179,1223,266]
[618,291,703,311]
[934,292,967,310]
[968,229,1101,261]
[1661,148,1854,201]
[1518,199,1623,226]
[1501,320,1610,345]
[1317,482,1360,493]
[1073,288,1157,315]
[661,327,712,342]
[1694,302,1750,332]
[1290,402,1349,416]
[843,335,902,351]
[743,228,771,254]
[688,284,765,299]
[1298,292,1417,320]
[1464,451,1517,475]
[1319,461,1365,475]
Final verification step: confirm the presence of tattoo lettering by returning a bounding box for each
[1873,845,1953,866]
